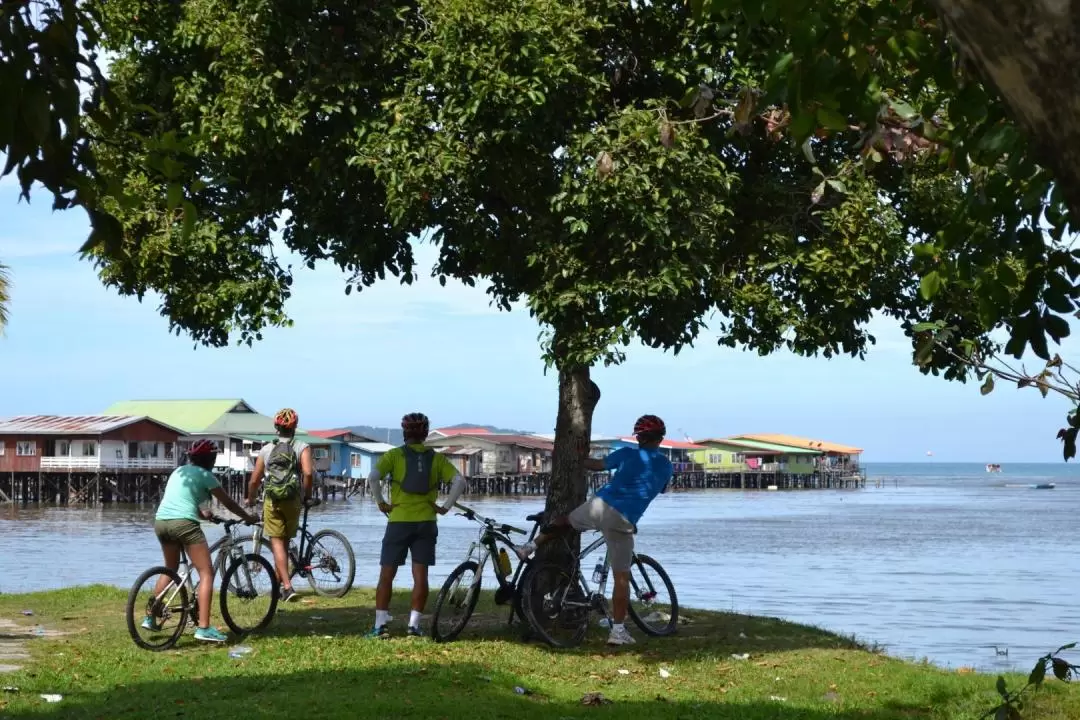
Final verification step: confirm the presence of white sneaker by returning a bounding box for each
[606,625,636,646]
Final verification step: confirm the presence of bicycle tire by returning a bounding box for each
[126,565,189,652]
[626,553,679,637]
[306,529,356,598]
[431,561,482,643]
[520,561,590,648]
[219,553,279,635]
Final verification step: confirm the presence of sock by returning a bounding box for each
[611,623,625,633]
[409,610,422,628]
[521,541,536,556]
[375,609,390,628]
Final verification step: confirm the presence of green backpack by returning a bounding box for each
[264,439,300,501]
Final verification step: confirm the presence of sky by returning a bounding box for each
[1,174,1078,463]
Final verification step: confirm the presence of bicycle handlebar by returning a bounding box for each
[453,503,528,536]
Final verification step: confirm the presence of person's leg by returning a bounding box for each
[406,521,437,633]
[516,510,578,559]
[371,523,408,636]
[263,499,296,597]
[593,502,636,645]
[187,540,215,629]
[145,526,182,630]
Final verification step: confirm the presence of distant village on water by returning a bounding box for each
[0,399,865,505]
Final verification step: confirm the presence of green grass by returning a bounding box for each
[0,585,1076,719]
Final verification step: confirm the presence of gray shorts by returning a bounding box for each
[380,521,438,567]
[569,497,635,572]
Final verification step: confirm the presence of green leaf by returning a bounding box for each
[1052,657,1072,681]
[995,675,1008,698]
[890,99,918,120]
[920,271,943,300]
[912,321,942,333]
[817,107,848,131]
[981,373,995,396]
[1028,659,1047,687]
[166,183,183,214]
[826,179,847,193]
[772,52,794,76]
[181,201,196,239]
[810,181,825,205]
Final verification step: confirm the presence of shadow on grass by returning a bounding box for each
[2,661,944,720]
[264,595,873,664]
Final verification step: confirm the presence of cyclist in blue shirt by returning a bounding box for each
[518,414,673,646]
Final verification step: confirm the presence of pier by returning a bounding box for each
[0,468,866,506]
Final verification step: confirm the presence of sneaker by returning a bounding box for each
[194,626,229,644]
[141,615,163,632]
[606,625,636,646]
[406,625,425,638]
[367,625,390,640]
[280,587,299,603]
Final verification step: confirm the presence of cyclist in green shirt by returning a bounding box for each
[366,412,466,638]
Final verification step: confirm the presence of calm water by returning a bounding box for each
[1,462,1077,671]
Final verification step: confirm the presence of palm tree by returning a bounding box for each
[0,262,10,332]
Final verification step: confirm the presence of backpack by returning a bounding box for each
[264,439,300,501]
[400,445,435,495]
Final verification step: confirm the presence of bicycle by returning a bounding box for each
[429,503,546,643]
[231,498,356,598]
[519,521,678,648]
[125,516,279,651]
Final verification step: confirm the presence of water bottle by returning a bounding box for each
[592,561,606,585]
[496,548,512,577]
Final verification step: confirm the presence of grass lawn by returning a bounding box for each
[0,584,1076,719]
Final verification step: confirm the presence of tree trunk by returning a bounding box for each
[535,363,600,567]
[931,0,1080,218]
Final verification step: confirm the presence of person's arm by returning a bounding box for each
[299,446,314,502]
[432,455,467,513]
[247,454,265,506]
[211,487,260,524]
[369,450,395,513]
[583,457,607,472]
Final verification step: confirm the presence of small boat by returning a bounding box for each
[986,463,1002,473]
[1032,483,1056,490]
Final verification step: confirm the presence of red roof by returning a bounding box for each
[437,433,554,451]
[308,429,351,439]
[618,437,706,450]
[0,415,184,436]
[435,427,492,435]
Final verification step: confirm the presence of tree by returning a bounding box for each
[0,262,10,332]
[690,0,1080,458]
[83,0,1067,527]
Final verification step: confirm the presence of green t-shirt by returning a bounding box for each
[376,444,459,523]
[156,464,221,522]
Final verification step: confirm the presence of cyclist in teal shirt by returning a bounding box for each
[518,414,672,646]
[148,439,258,643]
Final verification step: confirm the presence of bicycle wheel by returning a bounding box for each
[520,561,591,648]
[626,553,679,637]
[305,529,356,598]
[219,553,279,635]
[126,566,190,651]
[431,561,481,643]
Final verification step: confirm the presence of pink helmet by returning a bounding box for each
[189,439,218,456]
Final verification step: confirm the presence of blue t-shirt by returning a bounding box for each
[594,446,673,526]
[155,464,221,522]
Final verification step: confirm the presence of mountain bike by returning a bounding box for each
[231,498,356,597]
[519,524,678,648]
[125,517,279,651]
[429,503,546,643]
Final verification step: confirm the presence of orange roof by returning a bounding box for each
[435,427,491,435]
[732,433,862,455]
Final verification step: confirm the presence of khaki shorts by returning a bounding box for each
[569,497,635,572]
[263,497,302,539]
[154,518,207,547]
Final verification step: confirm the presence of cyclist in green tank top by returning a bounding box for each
[366,412,466,638]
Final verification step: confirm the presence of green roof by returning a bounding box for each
[700,438,823,455]
[102,399,273,435]
[238,433,340,446]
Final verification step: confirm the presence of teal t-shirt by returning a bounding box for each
[155,465,221,522]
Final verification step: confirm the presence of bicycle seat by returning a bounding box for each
[526,513,544,523]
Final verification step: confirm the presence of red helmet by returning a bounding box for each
[189,439,218,456]
[274,408,298,430]
[633,414,666,436]
[401,412,430,437]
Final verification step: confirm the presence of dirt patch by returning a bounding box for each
[0,618,73,674]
